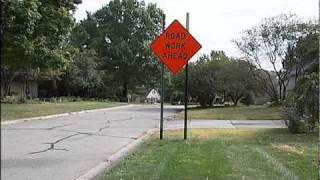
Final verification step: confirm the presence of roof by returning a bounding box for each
[146,89,160,100]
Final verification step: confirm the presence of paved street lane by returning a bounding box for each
[1,104,180,180]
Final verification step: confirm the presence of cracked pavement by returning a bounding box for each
[1,104,180,180]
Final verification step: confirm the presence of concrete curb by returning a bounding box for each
[1,104,137,125]
[75,128,158,180]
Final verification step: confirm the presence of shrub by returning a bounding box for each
[50,97,57,103]
[241,92,255,106]
[18,96,27,103]
[170,92,184,105]
[283,107,306,133]
[1,95,27,104]
[254,96,270,105]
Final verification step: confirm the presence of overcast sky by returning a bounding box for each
[74,0,318,60]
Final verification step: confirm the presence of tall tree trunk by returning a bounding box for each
[1,69,18,98]
[122,83,128,99]
[234,100,238,106]
[279,83,282,102]
[282,85,287,101]
[52,79,58,97]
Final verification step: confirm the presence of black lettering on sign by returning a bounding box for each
[165,42,185,49]
[162,52,188,60]
[165,33,186,39]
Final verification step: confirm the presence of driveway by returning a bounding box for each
[1,104,178,180]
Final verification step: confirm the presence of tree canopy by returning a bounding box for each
[67,0,164,100]
[1,0,78,96]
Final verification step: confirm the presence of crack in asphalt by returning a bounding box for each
[98,125,111,132]
[108,117,133,122]
[96,117,133,132]
[28,128,137,155]
[46,124,73,130]
[4,127,137,140]
[57,129,138,140]
[29,134,78,155]
[6,121,138,155]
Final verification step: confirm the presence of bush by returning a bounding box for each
[170,92,184,105]
[58,96,83,102]
[254,96,270,105]
[1,95,27,104]
[241,92,255,106]
[49,97,58,103]
[284,107,306,133]
[267,101,282,107]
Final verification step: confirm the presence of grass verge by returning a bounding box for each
[178,105,282,120]
[101,129,317,180]
[1,101,126,121]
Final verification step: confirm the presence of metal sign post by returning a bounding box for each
[150,13,201,140]
[160,14,165,140]
[184,13,189,140]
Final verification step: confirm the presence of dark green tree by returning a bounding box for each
[224,60,256,106]
[70,0,163,99]
[1,0,79,97]
[63,49,103,97]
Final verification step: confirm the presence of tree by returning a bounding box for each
[234,14,316,103]
[188,52,228,107]
[281,24,318,133]
[241,91,255,106]
[1,0,42,97]
[295,73,319,131]
[63,49,102,97]
[177,50,256,107]
[224,60,256,106]
[284,73,319,132]
[70,0,163,99]
[284,31,319,82]
[1,0,79,97]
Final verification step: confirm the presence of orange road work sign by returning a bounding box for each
[150,20,201,74]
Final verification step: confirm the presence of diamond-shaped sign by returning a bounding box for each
[150,20,201,74]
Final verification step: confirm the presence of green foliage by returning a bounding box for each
[63,49,103,97]
[241,91,255,106]
[294,73,319,129]
[254,96,270,105]
[67,0,163,99]
[234,13,317,103]
[1,95,27,104]
[170,91,184,105]
[283,107,306,133]
[283,73,319,133]
[284,24,319,76]
[224,60,256,106]
[173,50,257,107]
[1,0,79,97]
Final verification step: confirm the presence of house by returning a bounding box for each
[146,89,160,104]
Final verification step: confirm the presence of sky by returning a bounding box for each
[74,0,318,61]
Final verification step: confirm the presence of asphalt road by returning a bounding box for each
[1,104,286,180]
[1,104,179,180]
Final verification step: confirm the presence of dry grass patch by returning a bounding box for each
[271,143,304,155]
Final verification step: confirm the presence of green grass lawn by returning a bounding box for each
[1,101,126,121]
[101,129,317,180]
[179,105,282,120]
